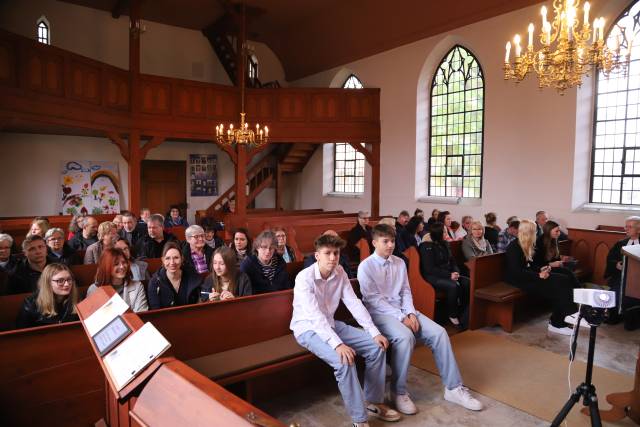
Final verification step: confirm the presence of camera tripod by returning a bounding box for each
[550,308,607,427]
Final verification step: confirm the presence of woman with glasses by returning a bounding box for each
[44,227,80,266]
[273,227,296,263]
[84,221,118,264]
[181,225,213,274]
[240,230,291,294]
[86,247,148,312]
[16,263,79,328]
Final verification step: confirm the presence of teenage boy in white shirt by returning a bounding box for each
[358,223,483,415]
[290,234,401,427]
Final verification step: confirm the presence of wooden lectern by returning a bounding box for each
[598,244,640,424]
[77,287,286,427]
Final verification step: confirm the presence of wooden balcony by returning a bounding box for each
[0,29,380,143]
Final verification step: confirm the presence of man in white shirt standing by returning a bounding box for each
[358,224,483,415]
[291,234,401,427]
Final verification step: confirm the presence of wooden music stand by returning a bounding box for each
[76,287,286,427]
[595,245,640,424]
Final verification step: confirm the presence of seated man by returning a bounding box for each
[303,230,353,278]
[67,216,98,250]
[134,214,177,259]
[358,224,483,415]
[535,210,568,240]
[136,207,151,235]
[119,211,142,246]
[0,233,18,274]
[604,215,640,323]
[395,210,410,236]
[497,219,520,253]
[291,233,400,427]
[347,210,373,262]
[7,235,49,295]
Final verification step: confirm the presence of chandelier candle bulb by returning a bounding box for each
[584,2,590,26]
[505,41,511,62]
[265,126,269,137]
[528,24,534,49]
[598,18,604,42]
[541,6,547,26]
[514,34,522,57]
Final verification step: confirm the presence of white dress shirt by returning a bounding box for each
[357,253,416,321]
[290,262,381,349]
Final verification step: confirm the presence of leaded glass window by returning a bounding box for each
[334,74,365,193]
[429,45,484,198]
[37,19,49,45]
[591,1,640,205]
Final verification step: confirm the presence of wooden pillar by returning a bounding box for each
[275,162,283,210]
[129,0,141,114]
[371,142,380,217]
[235,145,247,215]
[128,131,142,214]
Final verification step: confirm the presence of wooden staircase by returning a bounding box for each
[203,21,238,85]
[279,144,318,173]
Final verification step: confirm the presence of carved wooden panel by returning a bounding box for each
[245,92,274,121]
[68,59,101,105]
[208,88,237,121]
[24,48,64,96]
[311,93,341,122]
[277,93,307,122]
[593,241,612,285]
[104,69,129,110]
[0,39,16,87]
[174,84,206,118]
[345,92,374,121]
[140,79,171,115]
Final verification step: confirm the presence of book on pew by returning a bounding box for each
[103,322,171,391]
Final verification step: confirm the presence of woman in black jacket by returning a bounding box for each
[419,222,469,327]
[533,220,580,288]
[147,242,204,309]
[240,231,291,294]
[16,263,79,329]
[202,246,252,300]
[505,220,576,335]
[397,216,424,253]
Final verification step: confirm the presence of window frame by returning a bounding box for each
[333,142,366,194]
[427,44,485,199]
[589,1,640,207]
[37,17,50,45]
[342,74,364,89]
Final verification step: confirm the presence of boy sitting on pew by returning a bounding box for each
[358,224,483,415]
[290,233,400,427]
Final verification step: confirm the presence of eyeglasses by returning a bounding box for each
[190,234,206,240]
[259,245,275,250]
[47,236,64,242]
[52,277,74,285]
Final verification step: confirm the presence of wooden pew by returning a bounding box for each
[70,264,97,287]
[167,225,186,241]
[0,214,116,241]
[146,257,163,274]
[567,228,625,285]
[596,225,625,232]
[403,246,436,319]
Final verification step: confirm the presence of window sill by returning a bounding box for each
[326,192,364,199]
[417,196,482,206]
[575,203,640,214]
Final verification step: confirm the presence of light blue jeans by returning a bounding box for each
[371,311,462,394]
[296,321,386,423]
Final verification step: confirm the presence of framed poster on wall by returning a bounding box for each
[189,154,218,197]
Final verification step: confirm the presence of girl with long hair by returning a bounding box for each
[202,246,252,301]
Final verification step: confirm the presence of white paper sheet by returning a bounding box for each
[103,322,171,391]
[84,293,130,336]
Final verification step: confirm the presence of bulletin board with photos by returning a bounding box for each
[190,154,218,197]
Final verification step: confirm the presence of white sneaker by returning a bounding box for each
[352,423,370,427]
[547,323,573,336]
[444,386,484,411]
[449,317,460,326]
[565,312,590,328]
[392,393,418,415]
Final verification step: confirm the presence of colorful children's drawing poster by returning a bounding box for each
[190,154,218,197]
[60,161,122,215]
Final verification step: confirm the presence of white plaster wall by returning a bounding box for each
[0,133,236,224]
[289,0,636,228]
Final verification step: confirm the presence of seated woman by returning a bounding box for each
[28,218,49,238]
[67,214,85,241]
[147,242,203,309]
[86,248,148,312]
[202,246,252,301]
[437,211,460,241]
[505,220,577,336]
[426,208,440,228]
[397,215,424,253]
[484,212,500,251]
[84,221,117,264]
[181,225,214,274]
[240,230,291,294]
[230,228,251,266]
[45,227,80,266]
[204,224,224,249]
[273,227,296,263]
[461,220,494,261]
[0,233,18,273]
[112,214,124,233]
[164,206,189,228]
[419,222,469,327]
[347,210,373,261]
[16,263,79,328]
[534,220,580,288]
[114,238,150,281]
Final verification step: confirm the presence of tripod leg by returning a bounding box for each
[551,391,581,427]
[588,394,602,427]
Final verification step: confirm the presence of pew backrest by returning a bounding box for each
[403,246,435,319]
[567,228,625,285]
[70,264,97,287]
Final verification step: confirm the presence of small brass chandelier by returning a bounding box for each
[504,0,632,94]
[215,3,269,147]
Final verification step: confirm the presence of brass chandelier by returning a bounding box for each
[215,3,269,147]
[504,0,632,94]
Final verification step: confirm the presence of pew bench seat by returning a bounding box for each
[472,281,525,333]
[185,334,312,386]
